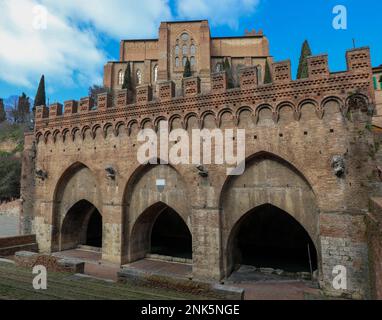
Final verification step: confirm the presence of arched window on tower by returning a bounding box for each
[190,44,196,55]
[182,45,188,55]
[175,57,180,67]
[190,57,196,66]
[257,65,263,83]
[118,70,124,85]
[136,69,142,85]
[183,57,188,67]
[153,65,159,82]
[175,45,180,55]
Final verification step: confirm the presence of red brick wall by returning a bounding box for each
[0,235,36,248]
[367,199,382,300]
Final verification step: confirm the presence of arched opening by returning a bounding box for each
[61,200,103,251]
[228,204,318,278]
[86,209,102,247]
[151,206,192,259]
[129,202,192,262]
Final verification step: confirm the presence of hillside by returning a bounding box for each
[0,123,25,201]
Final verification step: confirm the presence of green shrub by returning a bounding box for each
[0,154,21,201]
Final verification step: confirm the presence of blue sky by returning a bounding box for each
[0,0,381,105]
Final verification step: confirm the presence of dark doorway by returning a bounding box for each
[86,210,102,247]
[150,207,192,259]
[231,204,317,273]
[61,200,102,250]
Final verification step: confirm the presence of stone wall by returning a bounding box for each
[367,198,382,300]
[0,199,21,217]
[0,200,21,237]
[22,46,379,299]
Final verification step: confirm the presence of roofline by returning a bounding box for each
[121,38,158,42]
[212,35,265,40]
[120,35,266,42]
[163,19,208,24]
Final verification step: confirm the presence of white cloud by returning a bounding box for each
[0,0,260,94]
[176,0,260,29]
[39,0,172,39]
[0,0,172,90]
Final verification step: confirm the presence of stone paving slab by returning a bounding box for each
[123,258,193,278]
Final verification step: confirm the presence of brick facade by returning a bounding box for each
[21,20,381,299]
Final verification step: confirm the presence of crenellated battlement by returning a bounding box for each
[35,47,374,142]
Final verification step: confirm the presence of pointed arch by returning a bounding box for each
[129,201,192,262]
[122,162,191,264]
[219,151,319,277]
[51,161,102,252]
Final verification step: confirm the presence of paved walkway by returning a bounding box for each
[0,215,19,237]
[124,259,192,278]
[53,249,120,282]
[52,250,324,300]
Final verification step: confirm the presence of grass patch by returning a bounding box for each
[0,262,212,300]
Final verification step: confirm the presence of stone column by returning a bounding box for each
[319,212,370,299]
[192,207,222,280]
[102,203,123,265]
[34,200,54,253]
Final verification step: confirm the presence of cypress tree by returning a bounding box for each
[122,62,132,91]
[0,99,6,123]
[297,40,312,79]
[183,58,192,78]
[223,58,234,88]
[34,75,46,110]
[264,60,272,84]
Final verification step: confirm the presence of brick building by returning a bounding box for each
[21,20,382,299]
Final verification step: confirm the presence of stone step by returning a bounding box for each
[77,245,102,253]
[145,253,192,264]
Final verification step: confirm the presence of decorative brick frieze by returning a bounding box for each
[183,76,201,97]
[35,105,49,120]
[272,60,291,83]
[211,72,228,93]
[97,92,112,111]
[116,89,129,108]
[158,81,175,102]
[346,47,372,72]
[33,48,373,133]
[307,55,329,79]
[64,100,78,115]
[136,85,152,105]
[79,97,94,113]
[239,66,258,89]
[49,103,63,118]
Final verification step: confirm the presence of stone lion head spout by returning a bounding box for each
[331,155,345,178]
